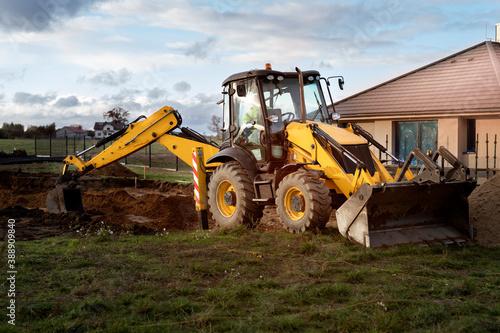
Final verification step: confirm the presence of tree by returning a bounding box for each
[103,107,130,123]
[207,115,222,139]
[2,122,24,139]
[24,123,56,138]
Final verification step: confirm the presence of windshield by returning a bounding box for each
[262,77,331,124]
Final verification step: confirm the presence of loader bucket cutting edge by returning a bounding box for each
[335,181,476,248]
[46,185,85,214]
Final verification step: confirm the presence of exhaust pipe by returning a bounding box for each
[295,67,307,123]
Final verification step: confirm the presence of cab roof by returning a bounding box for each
[222,68,321,86]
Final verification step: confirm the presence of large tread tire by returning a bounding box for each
[276,169,332,233]
[208,161,263,229]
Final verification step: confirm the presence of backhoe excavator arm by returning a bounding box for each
[47,106,221,219]
[60,106,182,180]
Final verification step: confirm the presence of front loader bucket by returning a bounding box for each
[46,184,85,214]
[336,181,476,248]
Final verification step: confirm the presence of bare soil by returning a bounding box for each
[469,174,500,247]
[0,165,292,241]
[1,162,497,247]
[87,161,139,178]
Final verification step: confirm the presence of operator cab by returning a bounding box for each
[220,64,332,167]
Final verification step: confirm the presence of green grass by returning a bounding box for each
[0,138,99,156]
[0,162,194,183]
[127,166,193,183]
[2,230,499,332]
[0,139,193,171]
[0,162,65,174]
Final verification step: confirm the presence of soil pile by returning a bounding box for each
[81,189,199,231]
[0,206,80,241]
[0,149,28,158]
[87,162,139,178]
[469,174,500,247]
[0,170,294,241]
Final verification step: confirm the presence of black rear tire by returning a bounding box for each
[208,161,263,229]
[276,169,332,233]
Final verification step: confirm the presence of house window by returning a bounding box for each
[466,119,476,153]
[395,121,438,161]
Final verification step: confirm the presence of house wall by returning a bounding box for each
[56,128,87,139]
[56,128,75,139]
[352,120,393,158]
[95,125,118,138]
[438,118,459,156]
[471,117,500,169]
[339,116,500,179]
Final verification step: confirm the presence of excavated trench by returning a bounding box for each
[1,162,499,246]
[0,163,285,241]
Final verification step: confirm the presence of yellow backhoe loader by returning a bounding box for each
[47,65,476,247]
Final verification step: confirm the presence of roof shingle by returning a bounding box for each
[334,42,500,119]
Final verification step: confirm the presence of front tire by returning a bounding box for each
[276,169,332,233]
[208,161,263,229]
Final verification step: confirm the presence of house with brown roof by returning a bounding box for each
[93,121,125,139]
[333,41,500,172]
[55,126,88,139]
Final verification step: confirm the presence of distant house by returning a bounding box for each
[94,121,125,139]
[55,126,88,139]
[333,41,500,172]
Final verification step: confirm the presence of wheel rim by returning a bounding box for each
[217,180,236,217]
[284,187,305,221]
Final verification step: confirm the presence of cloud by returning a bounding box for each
[54,95,80,108]
[100,35,134,43]
[0,0,106,32]
[0,68,26,81]
[13,92,56,105]
[100,88,143,113]
[147,87,167,100]
[173,81,191,93]
[80,68,132,86]
[106,88,142,102]
[183,37,217,59]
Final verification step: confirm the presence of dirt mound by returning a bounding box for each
[83,188,137,209]
[0,169,285,240]
[469,174,500,247]
[0,189,49,209]
[86,162,139,178]
[0,206,78,241]
[0,149,28,157]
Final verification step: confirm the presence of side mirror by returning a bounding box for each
[236,84,246,97]
[338,78,344,90]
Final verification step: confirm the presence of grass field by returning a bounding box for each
[0,138,193,171]
[1,160,499,332]
[2,228,499,332]
[0,162,194,183]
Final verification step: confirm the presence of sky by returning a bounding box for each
[0,0,499,135]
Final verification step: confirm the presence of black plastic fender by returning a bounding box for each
[206,146,258,181]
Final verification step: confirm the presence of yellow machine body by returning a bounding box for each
[47,66,476,248]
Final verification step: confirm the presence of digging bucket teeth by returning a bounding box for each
[336,181,476,248]
[46,183,85,214]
